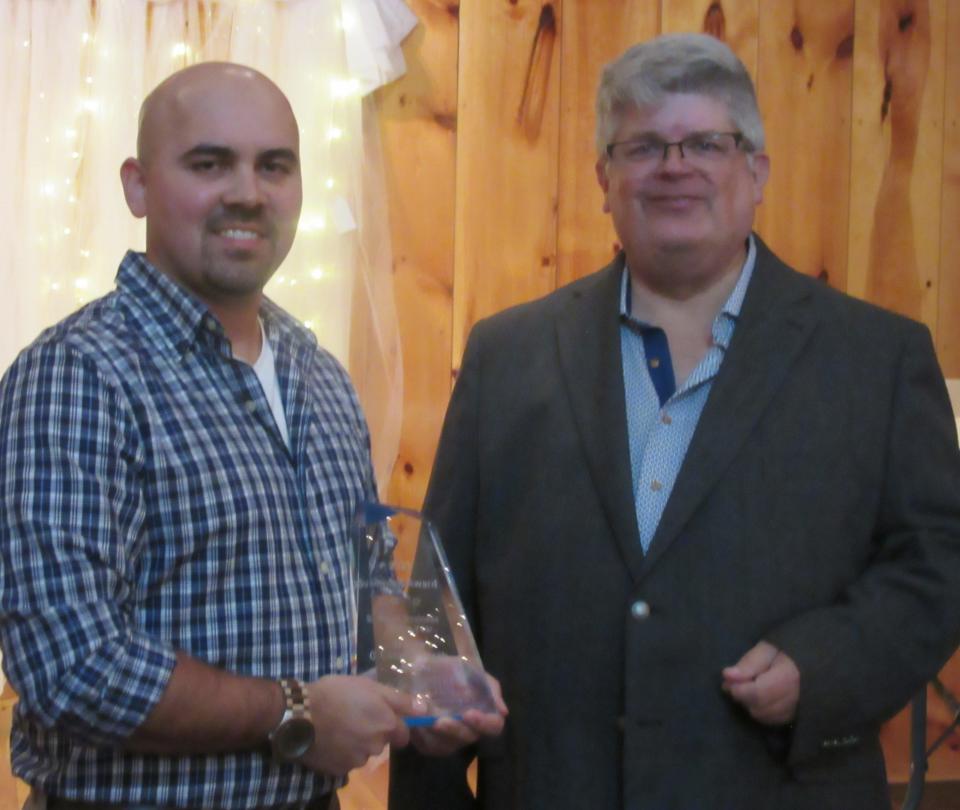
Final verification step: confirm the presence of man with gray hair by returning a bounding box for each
[390,33,960,809]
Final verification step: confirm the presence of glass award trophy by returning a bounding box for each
[352,502,497,725]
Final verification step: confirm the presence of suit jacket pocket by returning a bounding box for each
[789,736,886,784]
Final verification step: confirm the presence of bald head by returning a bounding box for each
[120,61,303,317]
[137,62,298,166]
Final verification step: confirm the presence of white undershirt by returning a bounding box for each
[251,319,291,449]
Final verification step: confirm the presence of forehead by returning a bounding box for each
[614,94,734,138]
[160,79,299,157]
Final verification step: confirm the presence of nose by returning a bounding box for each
[657,142,691,174]
[222,164,264,208]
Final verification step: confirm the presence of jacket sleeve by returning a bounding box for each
[766,322,960,765]
[389,325,486,809]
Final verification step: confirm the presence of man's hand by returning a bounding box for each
[722,641,800,726]
[300,675,418,776]
[408,674,508,757]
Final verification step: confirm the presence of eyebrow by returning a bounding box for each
[179,144,299,166]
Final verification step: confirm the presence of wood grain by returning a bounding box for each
[847,0,946,331]
[556,2,659,287]
[452,0,562,365]
[936,0,960,376]
[754,0,855,289]
[376,1,460,517]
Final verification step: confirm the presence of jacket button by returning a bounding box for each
[630,600,650,620]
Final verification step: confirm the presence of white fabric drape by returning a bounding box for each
[0,0,414,492]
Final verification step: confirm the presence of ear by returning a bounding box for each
[595,157,611,214]
[120,157,148,218]
[749,153,770,206]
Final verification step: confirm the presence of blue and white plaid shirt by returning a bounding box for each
[0,251,375,807]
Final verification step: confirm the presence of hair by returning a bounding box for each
[595,33,765,158]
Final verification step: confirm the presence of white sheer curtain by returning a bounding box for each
[0,0,414,489]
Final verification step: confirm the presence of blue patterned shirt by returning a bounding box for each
[620,238,756,551]
[0,251,375,807]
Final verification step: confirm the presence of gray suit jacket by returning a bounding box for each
[390,238,960,810]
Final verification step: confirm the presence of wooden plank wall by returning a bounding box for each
[377,0,960,790]
[2,1,956,806]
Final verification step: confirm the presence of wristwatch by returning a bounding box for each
[269,678,316,762]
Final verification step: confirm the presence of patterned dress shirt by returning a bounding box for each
[0,251,375,807]
[620,237,757,550]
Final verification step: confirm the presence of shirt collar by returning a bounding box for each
[115,250,297,358]
[619,234,758,334]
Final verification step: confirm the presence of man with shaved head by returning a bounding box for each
[0,63,504,810]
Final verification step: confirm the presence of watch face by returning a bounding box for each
[274,716,315,761]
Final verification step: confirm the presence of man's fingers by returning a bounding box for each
[724,651,800,726]
[377,683,422,717]
[722,640,778,683]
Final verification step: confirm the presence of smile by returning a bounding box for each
[219,228,261,239]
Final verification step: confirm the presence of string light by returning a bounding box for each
[330,77,360,99]
[298,213,326,233]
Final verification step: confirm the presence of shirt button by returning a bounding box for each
[630,600,650,620]
[244,399,257,413]
[319,560,331,575]
[661,412,672,425]
[334,656,345,669]
[650,480,662,492]
[649,357,660,369]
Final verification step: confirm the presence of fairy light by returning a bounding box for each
[298,213,326,233]
[327,126,343,141]
[325,178,335,189]
[170,42,191,59]
[330,77,360,99]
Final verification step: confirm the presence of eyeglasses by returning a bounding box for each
[605,131,747,167]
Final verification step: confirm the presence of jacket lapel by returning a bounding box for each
[554,256,647,583]
[639,239,820,575]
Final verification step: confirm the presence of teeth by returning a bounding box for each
[221,229,258,239]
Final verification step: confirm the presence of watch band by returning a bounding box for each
[269,677,316,762]
[280,677,310,717]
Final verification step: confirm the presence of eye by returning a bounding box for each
[621,140,662,160]
[189,159,220,173]
[261,160,292,176]
[686,135,724,154]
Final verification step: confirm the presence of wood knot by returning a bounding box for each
[790,25,804,51]
[403,462,414,475]
[433,112,457,132]
[703,2,726,39]
[881,76,893,122]
[835,34,854,60]
[898,12,915,32]
[817,268,829,283]
[446,3,459,19]
[516,4,557,140]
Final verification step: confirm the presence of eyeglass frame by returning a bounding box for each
[604,130,749,164]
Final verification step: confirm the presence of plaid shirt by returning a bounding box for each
[0,252,375,807]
